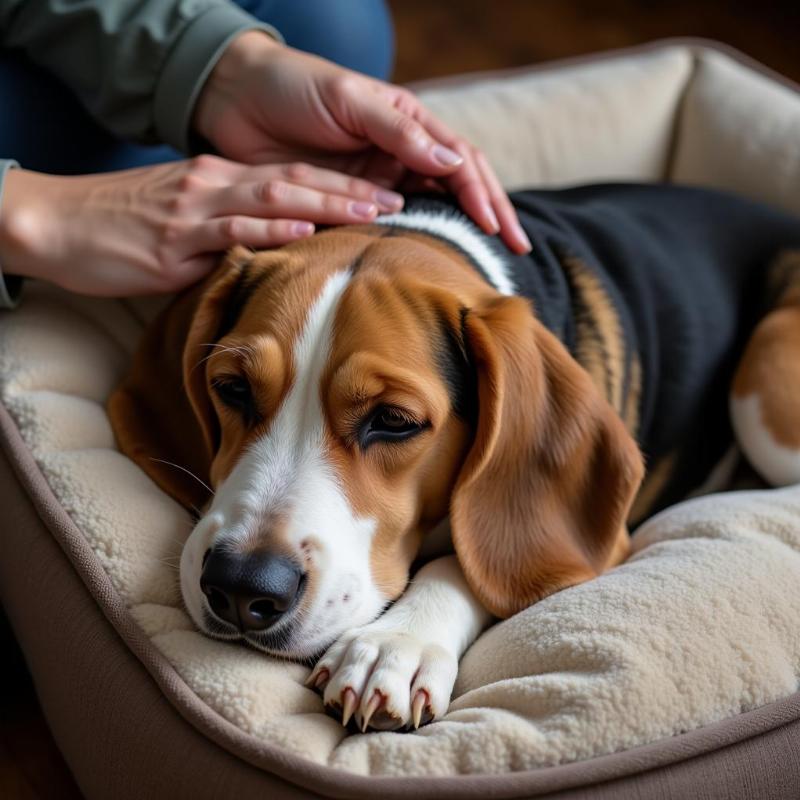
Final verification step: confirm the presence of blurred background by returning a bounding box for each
[388,0,800,84]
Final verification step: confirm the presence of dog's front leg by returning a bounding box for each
[308,555,491,731]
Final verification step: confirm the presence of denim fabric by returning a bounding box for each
[0,0,394,174]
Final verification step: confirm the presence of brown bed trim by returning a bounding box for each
[3,39,800,800]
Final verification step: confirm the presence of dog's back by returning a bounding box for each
[399,184,800,514]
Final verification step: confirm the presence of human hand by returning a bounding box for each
[193,32,532,254]
[0,156,404,296]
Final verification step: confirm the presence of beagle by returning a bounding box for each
[110,183,800,732]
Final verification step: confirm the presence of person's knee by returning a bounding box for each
[238,0,395,79]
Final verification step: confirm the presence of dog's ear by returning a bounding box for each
[108,246,254,511]
[450,294,644,618]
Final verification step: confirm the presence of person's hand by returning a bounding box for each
[0,156,405,296]
[193,32,532,254]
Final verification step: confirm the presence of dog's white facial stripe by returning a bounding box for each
[181,270,385,657]
[376,209,516,295]
[214,270,352,524]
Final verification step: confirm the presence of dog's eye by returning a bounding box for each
[359,405,429,448]
[211,375,254,416]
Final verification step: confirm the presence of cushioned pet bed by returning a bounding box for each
[2,40,800,800]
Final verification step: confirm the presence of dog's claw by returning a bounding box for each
[306,667,329,689]
[341,687,357,727]
[314,669,330,690]
[361,690,383,732]
[315,627,458,733]
[411,689,428,730]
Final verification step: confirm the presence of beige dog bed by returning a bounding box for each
[2,40,800,799]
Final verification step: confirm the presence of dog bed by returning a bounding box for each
[2,40,800,799]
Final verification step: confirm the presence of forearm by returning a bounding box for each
[373,555,491,657]
[0,0,280,151]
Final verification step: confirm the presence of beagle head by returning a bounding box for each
[110,223,643,659]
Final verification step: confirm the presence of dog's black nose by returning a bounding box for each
[200,549,303,632]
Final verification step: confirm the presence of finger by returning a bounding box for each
[349,89,466,177]
[412,102,473,153]
[441,142,500,235]
[358,152,408,190]
[277,163,404,212]
[320,149,408,193]
[410,112,530,249]
[407,110,521,238]
[398,174,446,195]
[160,253,218,293]
[203,180,383,225]
[220,161,404,212]
[180,216,315,257]
[474,150,531,254]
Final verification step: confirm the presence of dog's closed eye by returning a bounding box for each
[211,375,257,422]
[357,405,430,449]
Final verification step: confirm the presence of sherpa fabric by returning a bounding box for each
[1,42,800,780]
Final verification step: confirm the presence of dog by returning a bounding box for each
[109,182,800,732]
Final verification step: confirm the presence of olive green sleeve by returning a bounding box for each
[0,1,281,153]
[0,159,22,309]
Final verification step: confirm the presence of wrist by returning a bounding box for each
[0,169,60,282]
[192,30,281,145]
[0,169,38,279]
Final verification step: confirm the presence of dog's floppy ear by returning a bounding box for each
[450,294,644,618]
[108,246,253,511]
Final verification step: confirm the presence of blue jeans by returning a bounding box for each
[0,0,394,174]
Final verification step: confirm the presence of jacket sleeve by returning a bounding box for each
[0,159,22,309]
[0,0,281,153]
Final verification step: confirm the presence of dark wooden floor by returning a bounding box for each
[3,2,800,798]
[389,0,800,84]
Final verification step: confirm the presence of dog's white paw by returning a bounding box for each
[307,625,458,731]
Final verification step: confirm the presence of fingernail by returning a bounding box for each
[350,201,378,219]
[432,144,463,167]
[292,221,314,236]
[514,222,532,252]
[482,202,500,234]
[375,189,404,211]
